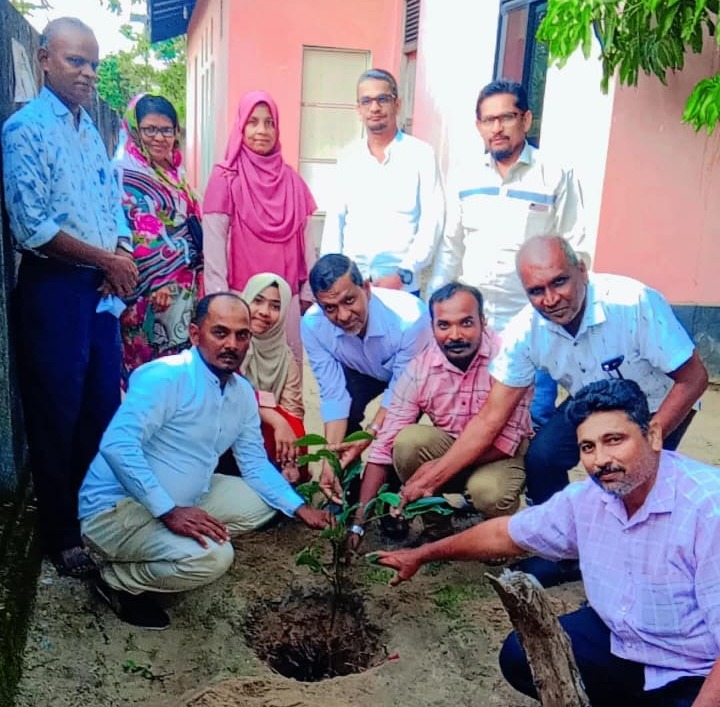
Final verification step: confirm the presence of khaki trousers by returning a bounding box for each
[81,475,276,595]
[392,425,528,518]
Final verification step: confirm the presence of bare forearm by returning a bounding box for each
[655,351,708,437]
[259,407,285,428]
[355,462,390,522]
[414,516,525,565]
[39,231,114,269]
[324,419,349,446]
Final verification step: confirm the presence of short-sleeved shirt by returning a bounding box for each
[489,273,696,412]
[301,287,431,423]
[2,87,128,252]
[509,450,720,690]
[368,329,532,465]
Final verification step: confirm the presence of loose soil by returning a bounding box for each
[14,383,720,707]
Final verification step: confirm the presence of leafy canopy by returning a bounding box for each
[537,0,720,133]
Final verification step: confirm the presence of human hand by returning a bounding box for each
[295,505,334,530]
[394,460,440,515]
[97,278,113,296]
[159,506,230,548]
[331,438,372,469]
[273,419,299,466]
[372,273,403,289]
[150,285,174,312]
[372,548,422,585]
[102,253,139,298]
[300,298,313,315]
[319,460,343,505]
[347,526,364,552]
[281,462,301,484]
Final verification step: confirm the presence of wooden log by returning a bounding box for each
[486,569,590,707]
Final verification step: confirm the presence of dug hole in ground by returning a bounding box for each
[15,369,720,707]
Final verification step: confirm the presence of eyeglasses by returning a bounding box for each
[358,94,396,108]
[478,111,524,127]
[139,126,176,138]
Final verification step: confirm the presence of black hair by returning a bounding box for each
[429,282,484,321]
[192,292,247,326]
[308,254,364,296]
[566,379,651,433]
[135,94,179,130]
[357,68,399,98]
[475,79,529,119]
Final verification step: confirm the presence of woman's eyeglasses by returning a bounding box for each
[139,126,176,138]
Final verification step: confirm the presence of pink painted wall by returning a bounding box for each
[187,0,404,188]
[595,46,720,306]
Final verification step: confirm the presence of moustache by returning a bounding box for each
[219,351,240,362]
[592,465,625,480]
[443,341,471,352]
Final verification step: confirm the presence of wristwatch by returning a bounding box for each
[365,421,382,437]
[116,240,134,254]
[349,524,365,537]
[397,268,414,285]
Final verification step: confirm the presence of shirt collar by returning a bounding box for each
[40,86,93,128]
[364,129,402,164]
[191,346,239,389]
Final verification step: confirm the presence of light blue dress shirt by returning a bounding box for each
[79,348,304,521]
[301,287,432,423]
[2,87,129,252]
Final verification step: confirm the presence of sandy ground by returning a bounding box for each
[14,375,719,707]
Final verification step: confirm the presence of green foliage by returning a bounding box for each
[294,432,450,610]
[97,31,187,124]
[537,0,720,132]
[121,659,156,680]
[10,0,51,14]
[432,583,485,620]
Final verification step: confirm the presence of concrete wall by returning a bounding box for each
[186,0,404,190]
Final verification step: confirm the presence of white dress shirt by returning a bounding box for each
[321,130,445,292]
[430,141,585,330]
[489,273,697,412]
[79,348,304,520]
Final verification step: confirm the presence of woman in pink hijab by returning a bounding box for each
[203,91,317,368]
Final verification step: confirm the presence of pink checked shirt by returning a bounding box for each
[368,328,533,465]
[509,450,720,690]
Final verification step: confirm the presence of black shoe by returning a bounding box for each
[93,577,170,630]
[509,556,582,588]
[379,515,410,540]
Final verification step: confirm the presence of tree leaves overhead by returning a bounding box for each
[537,0,720,133]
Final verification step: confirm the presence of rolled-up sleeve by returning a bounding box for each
[488,314,536,388]
[2,120,61,249]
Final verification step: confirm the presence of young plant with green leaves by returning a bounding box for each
[293,431,450,618]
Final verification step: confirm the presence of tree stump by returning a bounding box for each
[486,569,590,707]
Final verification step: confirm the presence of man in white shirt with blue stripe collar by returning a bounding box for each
[321,68,445,295]
[80,293,332,630]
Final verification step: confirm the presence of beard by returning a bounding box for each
[489,146,515,161]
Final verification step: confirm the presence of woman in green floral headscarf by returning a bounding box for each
[113,93,202,384]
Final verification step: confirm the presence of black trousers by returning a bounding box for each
[16,255,121,552]
[342,365,388,434]
[500,605,704,707]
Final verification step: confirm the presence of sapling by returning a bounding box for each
[293,431,451,624]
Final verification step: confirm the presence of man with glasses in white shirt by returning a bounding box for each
[430,79,586,427]
[321,68,445,296]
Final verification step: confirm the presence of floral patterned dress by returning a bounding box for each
[114,104,202,383]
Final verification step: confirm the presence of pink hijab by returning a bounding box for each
[203,91,316,295]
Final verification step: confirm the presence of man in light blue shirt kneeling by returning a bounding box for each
[79,293,332,630]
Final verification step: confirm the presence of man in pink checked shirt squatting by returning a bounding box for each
[377,378,720,707]
[348,281,534,548]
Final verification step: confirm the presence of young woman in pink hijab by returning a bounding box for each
[203,91,317,369]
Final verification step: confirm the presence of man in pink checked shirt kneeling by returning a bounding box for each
[348,282,534,548]
[377,378,720,707]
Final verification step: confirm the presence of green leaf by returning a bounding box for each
[404,496,449,511]
[342,430,375,443]
[296,481,321,504]
[295,546,323,573]
[343,460,364,487]
[378,491,402,507]
[295,433,328,447]
[296,453,323,466]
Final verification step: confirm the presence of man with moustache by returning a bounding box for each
[79,294,332,630]
[2,17,138,577]
[430,79,585,426]
[398,235,708,586]
[377,379,720,707]
[347,282,533,546]
[321,68,445,295]
[301,254,431,504]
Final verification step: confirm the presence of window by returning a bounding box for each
[298,47,370,214]
[495,0,548,145]
[399,0,420,133]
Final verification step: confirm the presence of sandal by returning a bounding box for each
[50,546,97,579]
